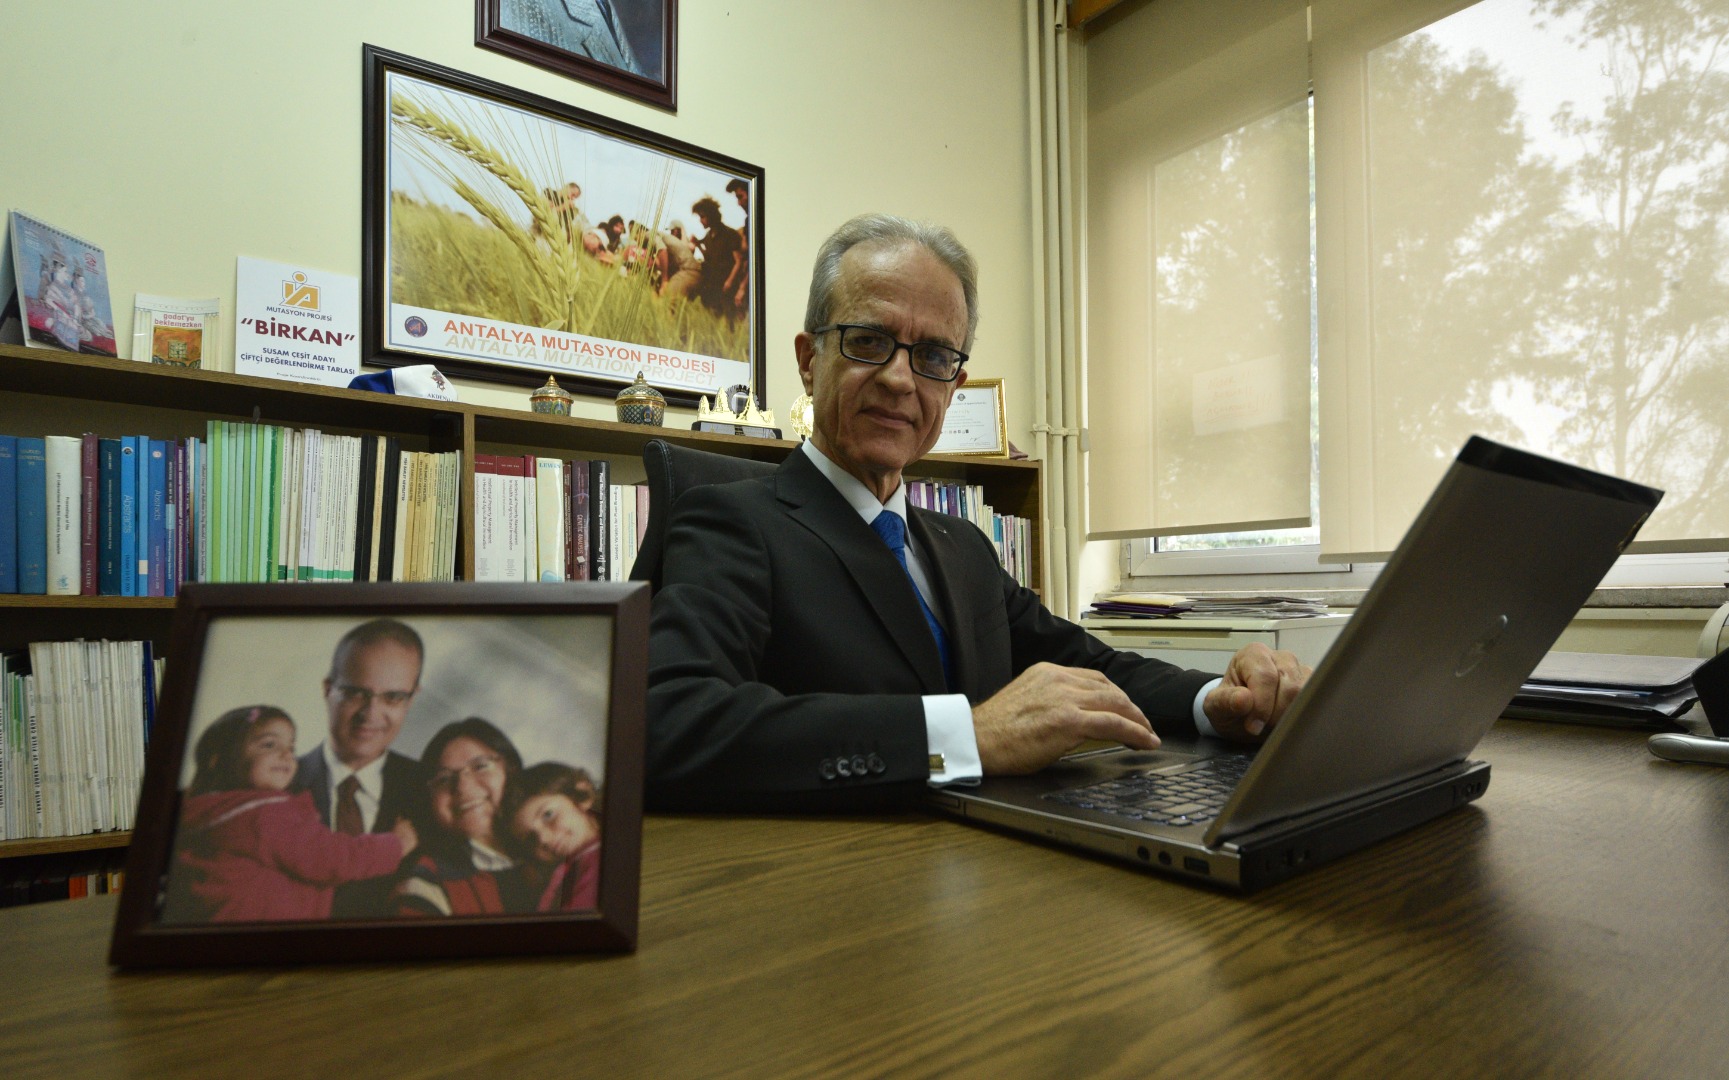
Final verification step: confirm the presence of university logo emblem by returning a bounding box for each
[282,272,320,310]
[405,315,428,337]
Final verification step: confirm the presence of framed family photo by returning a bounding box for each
[109,582,647,967]
[476,0,677,111]
[361,46,762,407]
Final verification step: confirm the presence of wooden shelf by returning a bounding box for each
[0,595,177,609]
[0,832,130,860]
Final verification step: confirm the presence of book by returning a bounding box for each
[496,454,525,583]
[535,457,564,582]
[570,459,590,581]
[353,434,377,582]
[117,437,138,596]
[0,436,16,593]
[43,435,80,595]
[79,434,97,595]
[376,437,401,581]
[131,294,220,369]
[562,460,576,581]
[132,433,151,592]
[589,459,610,584]
[16,437,47,594]
[7,212,116,356]
[473,454,499,582]
[518,454,536,583]
[146,439,167,597]
[367,435,387,582]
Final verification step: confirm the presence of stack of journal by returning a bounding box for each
[1506,651,1704,726]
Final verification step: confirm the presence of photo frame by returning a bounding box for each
[476,0,677,111]
[110,581,647,967]
[362,46,763,407]
[931,377,1009,457]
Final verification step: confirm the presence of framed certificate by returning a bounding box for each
[932,377,1008,456]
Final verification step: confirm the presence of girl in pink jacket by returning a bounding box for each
[165,705,418,923]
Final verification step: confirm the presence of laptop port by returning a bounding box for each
[1157,851,1172,866]
[1136,845,1151,862]
[1183,856,1210,876]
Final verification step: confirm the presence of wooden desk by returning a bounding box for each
[3,720,1728,1078]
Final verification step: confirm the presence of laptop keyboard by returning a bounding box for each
[1042,755,1255,827]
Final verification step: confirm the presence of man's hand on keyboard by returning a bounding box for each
[1203,643,1311,744]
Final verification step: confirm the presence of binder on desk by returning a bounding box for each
[1505,651,1704,726]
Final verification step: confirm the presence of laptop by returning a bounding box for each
[928,436,1664,891]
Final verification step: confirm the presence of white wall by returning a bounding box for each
[1,1,1038,436]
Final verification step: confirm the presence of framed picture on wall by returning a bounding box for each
[361,46,762,407]
[477,0,676,111]
[931,377,1009,456]
[109,581,648,967]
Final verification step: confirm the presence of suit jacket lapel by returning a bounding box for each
[908,508,978,699]
[774,453,948,693]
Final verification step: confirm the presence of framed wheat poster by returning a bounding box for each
[361,46,762,406]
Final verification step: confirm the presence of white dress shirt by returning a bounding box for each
[799,441,1220,788]
[319,740,389,832]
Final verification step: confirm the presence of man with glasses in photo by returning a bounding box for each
[296,618,429,916]
[647,213,1310,812]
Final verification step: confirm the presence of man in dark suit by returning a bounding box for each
[295,618,427,916]
[647,214,1310,812]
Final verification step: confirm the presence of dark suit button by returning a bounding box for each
[836,756,853,777]
[819,758,837,781]
[850,755,869,777]
[867,753,886,775]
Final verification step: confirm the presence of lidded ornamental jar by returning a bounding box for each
[530,375,573,416]
[615,371,666,426]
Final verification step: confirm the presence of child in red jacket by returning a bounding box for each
[503,762,601,912]
[164,705,418,923]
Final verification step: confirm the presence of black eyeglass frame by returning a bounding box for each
[812,323,969,383]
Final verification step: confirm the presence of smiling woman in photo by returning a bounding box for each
[394,718,538,916]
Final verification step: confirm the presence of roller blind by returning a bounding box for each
[1084,0,1315,539]
[1314,0,1729,558]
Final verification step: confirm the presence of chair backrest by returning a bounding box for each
[632,439,779,592]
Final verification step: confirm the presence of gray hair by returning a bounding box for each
[803,213,979,349]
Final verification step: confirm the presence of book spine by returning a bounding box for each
[133,433,151,592]
[79,434,97,595]
[43,435,80,595]
[0,436,16,593]
[589,459,610,584]
[473,454,496,582]
[147,439,167,597]
[16,438,48,594]
[376,438,400,581]
[495,454,524,583]
[367,435,387,582]
[535,457,564,583]
[117,438,137,595]
[353,433,377,582]
[571,460,590,581]
[391,449,411,582]
[164,440,179,597]
[562,459,576,581]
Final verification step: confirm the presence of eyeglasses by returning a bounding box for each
[813,324,968,382]
[427,753,504,795]
[333,684,414,710]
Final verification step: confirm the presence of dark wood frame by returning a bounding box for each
[108,581,648,967]
[476,0,677,111]
[361,45,764,408]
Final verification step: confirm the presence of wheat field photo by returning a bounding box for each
[381,69,755,392]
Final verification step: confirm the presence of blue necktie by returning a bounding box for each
[871,510,954,691]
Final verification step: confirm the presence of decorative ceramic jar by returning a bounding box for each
[615,371,666,426]
[530,375,573,416]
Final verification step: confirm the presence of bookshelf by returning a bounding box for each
[0,342,1045,878]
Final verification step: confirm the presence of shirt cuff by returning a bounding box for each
[1193,677,1223,740]
[923,694,983,787]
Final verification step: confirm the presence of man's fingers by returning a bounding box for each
[1075,709,1160,750]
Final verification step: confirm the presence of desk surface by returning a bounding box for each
[3,720,1728,1079]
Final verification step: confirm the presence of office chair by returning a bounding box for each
[631,438,778,593]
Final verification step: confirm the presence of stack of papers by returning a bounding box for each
[1088,593,1330,620]
[1506,651,1704,726]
